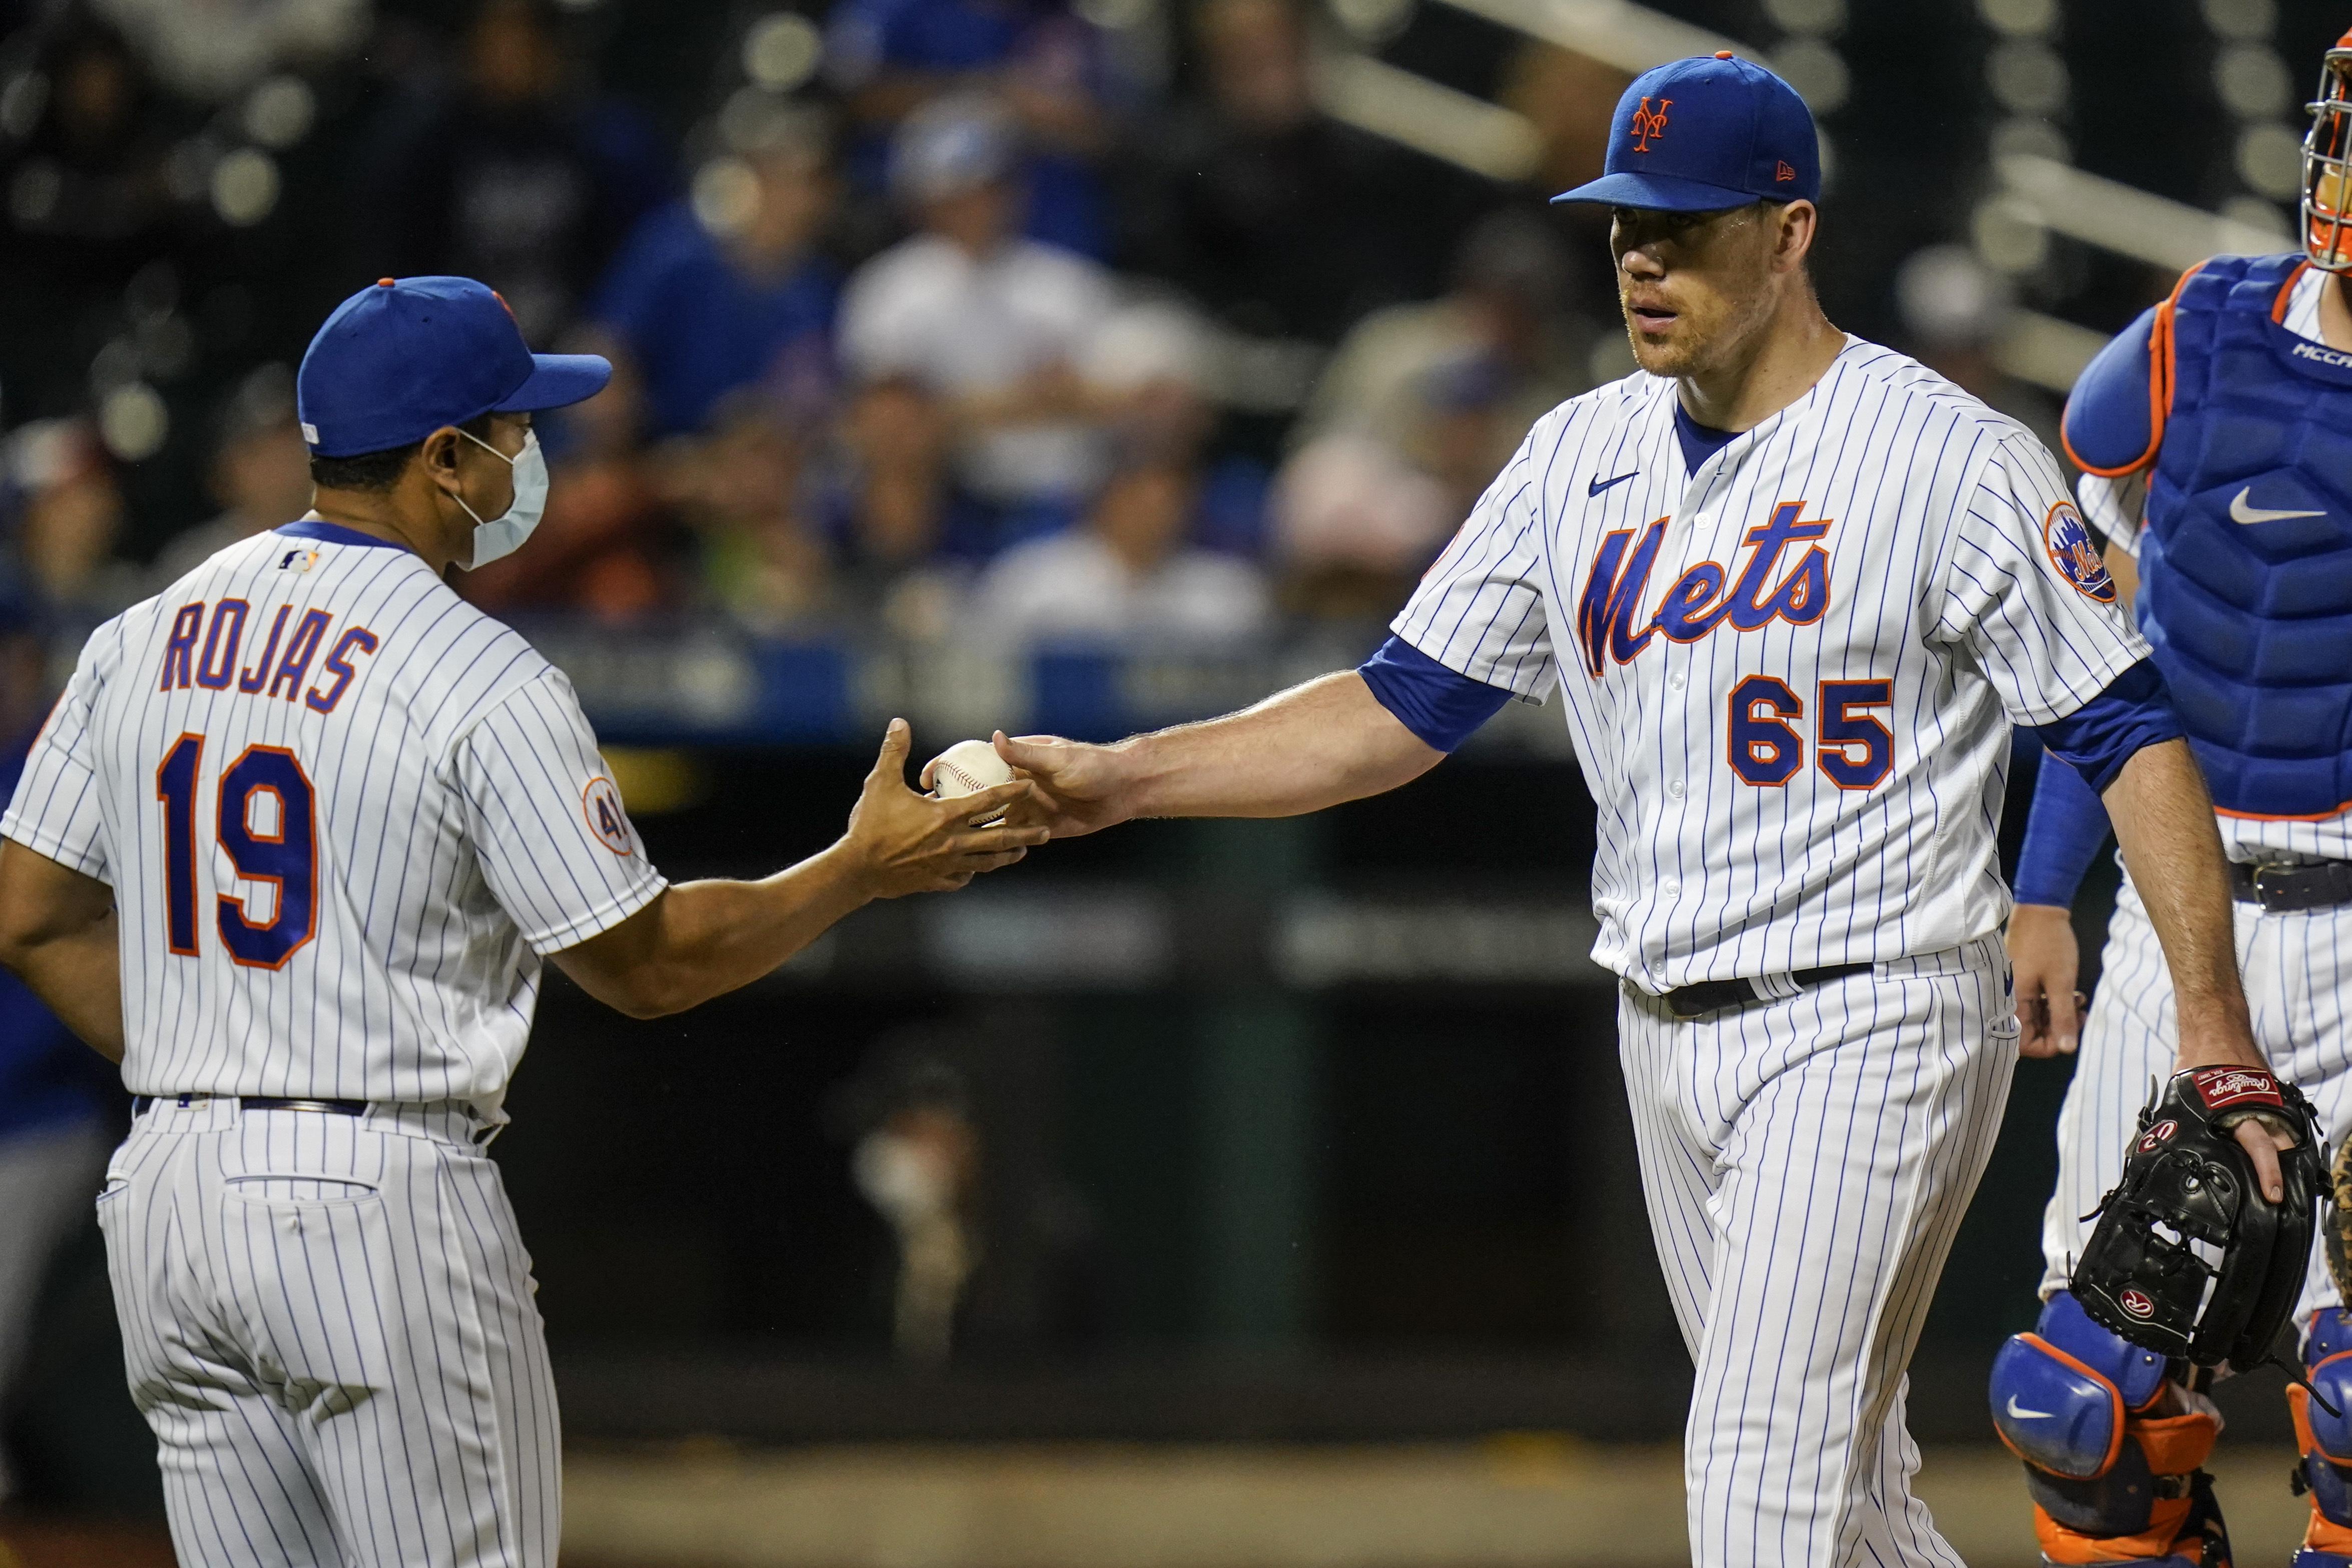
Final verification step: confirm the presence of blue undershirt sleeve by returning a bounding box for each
[2013,750,2113,909]
[1357,635,1516,752]
[2027,658,2183,794]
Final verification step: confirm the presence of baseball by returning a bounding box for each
[928,738,1015,824]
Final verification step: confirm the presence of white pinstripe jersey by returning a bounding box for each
[1,522,665,1109]
[1396,337,2150,993]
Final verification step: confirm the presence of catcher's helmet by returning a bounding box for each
[2304,29,2352,272]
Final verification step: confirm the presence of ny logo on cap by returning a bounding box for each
[1629,97,1671,153]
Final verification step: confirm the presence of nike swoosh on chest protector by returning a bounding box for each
[2229,486,2325,525]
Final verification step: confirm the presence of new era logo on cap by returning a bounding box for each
[1553,52,1820,213]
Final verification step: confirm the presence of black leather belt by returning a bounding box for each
[1662,962,1871,1019]
[2228,859,2352,913]
[133,1093,367,1116]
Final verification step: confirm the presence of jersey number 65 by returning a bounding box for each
[1728,677,1894,790]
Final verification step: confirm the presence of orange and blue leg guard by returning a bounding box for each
[2289,1308,2352,1568]
[1991,1291,2227,1568]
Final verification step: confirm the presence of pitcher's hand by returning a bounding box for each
[2232,1114,2297,1205]
[992,732,1138,839]
[2172,1028,2297,1205]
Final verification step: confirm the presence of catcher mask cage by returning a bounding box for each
[2305,32,2352,273]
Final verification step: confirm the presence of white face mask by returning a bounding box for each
[453,427,548,569]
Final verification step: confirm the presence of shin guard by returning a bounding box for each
[1992,1292,2227,1566]
[2289,1309,2352,1568]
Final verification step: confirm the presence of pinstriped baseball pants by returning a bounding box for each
[96,1098,559,1568]
[2039,870,2352,1316]
[1619,936,2016,1568]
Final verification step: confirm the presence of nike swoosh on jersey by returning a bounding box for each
[2229,487,2325,525]
[2005,1395,2054,1419]
[1589,471,1641,497]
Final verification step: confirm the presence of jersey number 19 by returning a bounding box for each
[156,734,318,968]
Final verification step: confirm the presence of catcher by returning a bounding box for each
[1992,28,2352,1568]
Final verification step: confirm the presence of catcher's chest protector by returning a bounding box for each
[2142,251,2352,820]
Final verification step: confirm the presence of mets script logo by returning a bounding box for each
[2136,1119,2178,1153]
[1629,96,1672,153]
[2192,1066,2282,1111]
[1577,501,1833,677]
[2042,501,2115,604]
[581,776,636,855]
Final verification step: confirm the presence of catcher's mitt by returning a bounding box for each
[2071,1065,2326,1368]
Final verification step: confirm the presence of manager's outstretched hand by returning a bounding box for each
[552,720,1043,1018]
[847,719,1043,895]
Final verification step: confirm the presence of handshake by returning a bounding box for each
[832,720,1125,900]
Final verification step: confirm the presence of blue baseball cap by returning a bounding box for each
[296,276,612,457]
[1551,53,1820,212]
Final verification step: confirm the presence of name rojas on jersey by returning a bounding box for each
[154,541,380,713]
[1394,340,2148,991]
[3,528,664,1108]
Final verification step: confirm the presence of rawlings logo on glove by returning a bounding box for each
[2193,1067,2287,1111]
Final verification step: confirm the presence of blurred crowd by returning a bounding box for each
[0,0,2138,1436]
[0,0,1658,662]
